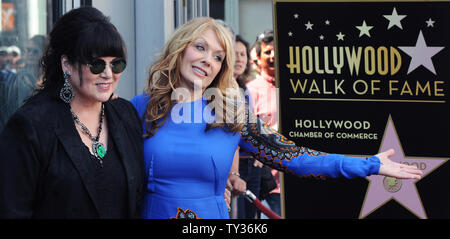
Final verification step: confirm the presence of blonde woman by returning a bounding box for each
[130,17,422,219]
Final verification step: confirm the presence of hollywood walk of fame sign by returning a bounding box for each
[274,0,450,218]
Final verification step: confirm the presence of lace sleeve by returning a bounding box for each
[238,112,380,179]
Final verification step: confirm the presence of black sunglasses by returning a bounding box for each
[86,58,127,74]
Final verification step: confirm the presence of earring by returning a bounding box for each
[59,71,75,103]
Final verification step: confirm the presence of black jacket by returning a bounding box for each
[0,91,146,218]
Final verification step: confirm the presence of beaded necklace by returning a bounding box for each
[70,104,106,167]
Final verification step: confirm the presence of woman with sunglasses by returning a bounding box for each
[130,17,423,219]
[0,7,145,218]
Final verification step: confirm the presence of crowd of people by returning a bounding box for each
[0,35,48,132]
[0,7,423,219]
[227,30,282,219]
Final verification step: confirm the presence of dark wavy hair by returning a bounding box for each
[39,7,126,95]
[255,30,273,58]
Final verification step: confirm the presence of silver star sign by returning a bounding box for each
[383,7,407,30]
[398,30,444,75]
[356,20,374,37]
[305,21,314,30]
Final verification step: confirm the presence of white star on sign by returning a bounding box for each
[383,7,407,30]
[356,20,374,37]
[398,30,444,75]
[305,21,313,30]
[336,32,345,41]
[426,18,435,27]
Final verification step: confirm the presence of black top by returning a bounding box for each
[0,91,145,218]
[86,135,128,218]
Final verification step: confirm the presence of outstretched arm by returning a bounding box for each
[238,112,422,180]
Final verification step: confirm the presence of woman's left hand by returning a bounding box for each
[228,175,247,196]
[376,149,423,179]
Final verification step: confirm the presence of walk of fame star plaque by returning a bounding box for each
[275,0,450,218]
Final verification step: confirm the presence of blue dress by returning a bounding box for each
[131,94,381,219]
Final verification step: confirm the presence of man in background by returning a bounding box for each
[246,30,281,218]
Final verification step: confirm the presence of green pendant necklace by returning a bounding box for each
[70,104,106,167]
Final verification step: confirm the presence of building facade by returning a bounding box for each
[0,0,272,99]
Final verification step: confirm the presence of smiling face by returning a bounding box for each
[62,56,121,104]
[178,28,225,98]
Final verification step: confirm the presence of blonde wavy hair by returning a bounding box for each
[143,17,245,138]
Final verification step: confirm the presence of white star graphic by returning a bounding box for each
[319,35,324,40]
[288,31,293,37]
[325,20,330,25]
[398,30,445,75]
[383,7,407,30]
[294,13,299,19]
[305,21,313,30]
[426,18,435,27]
[356,20,374,37]
[336,32,345,41]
